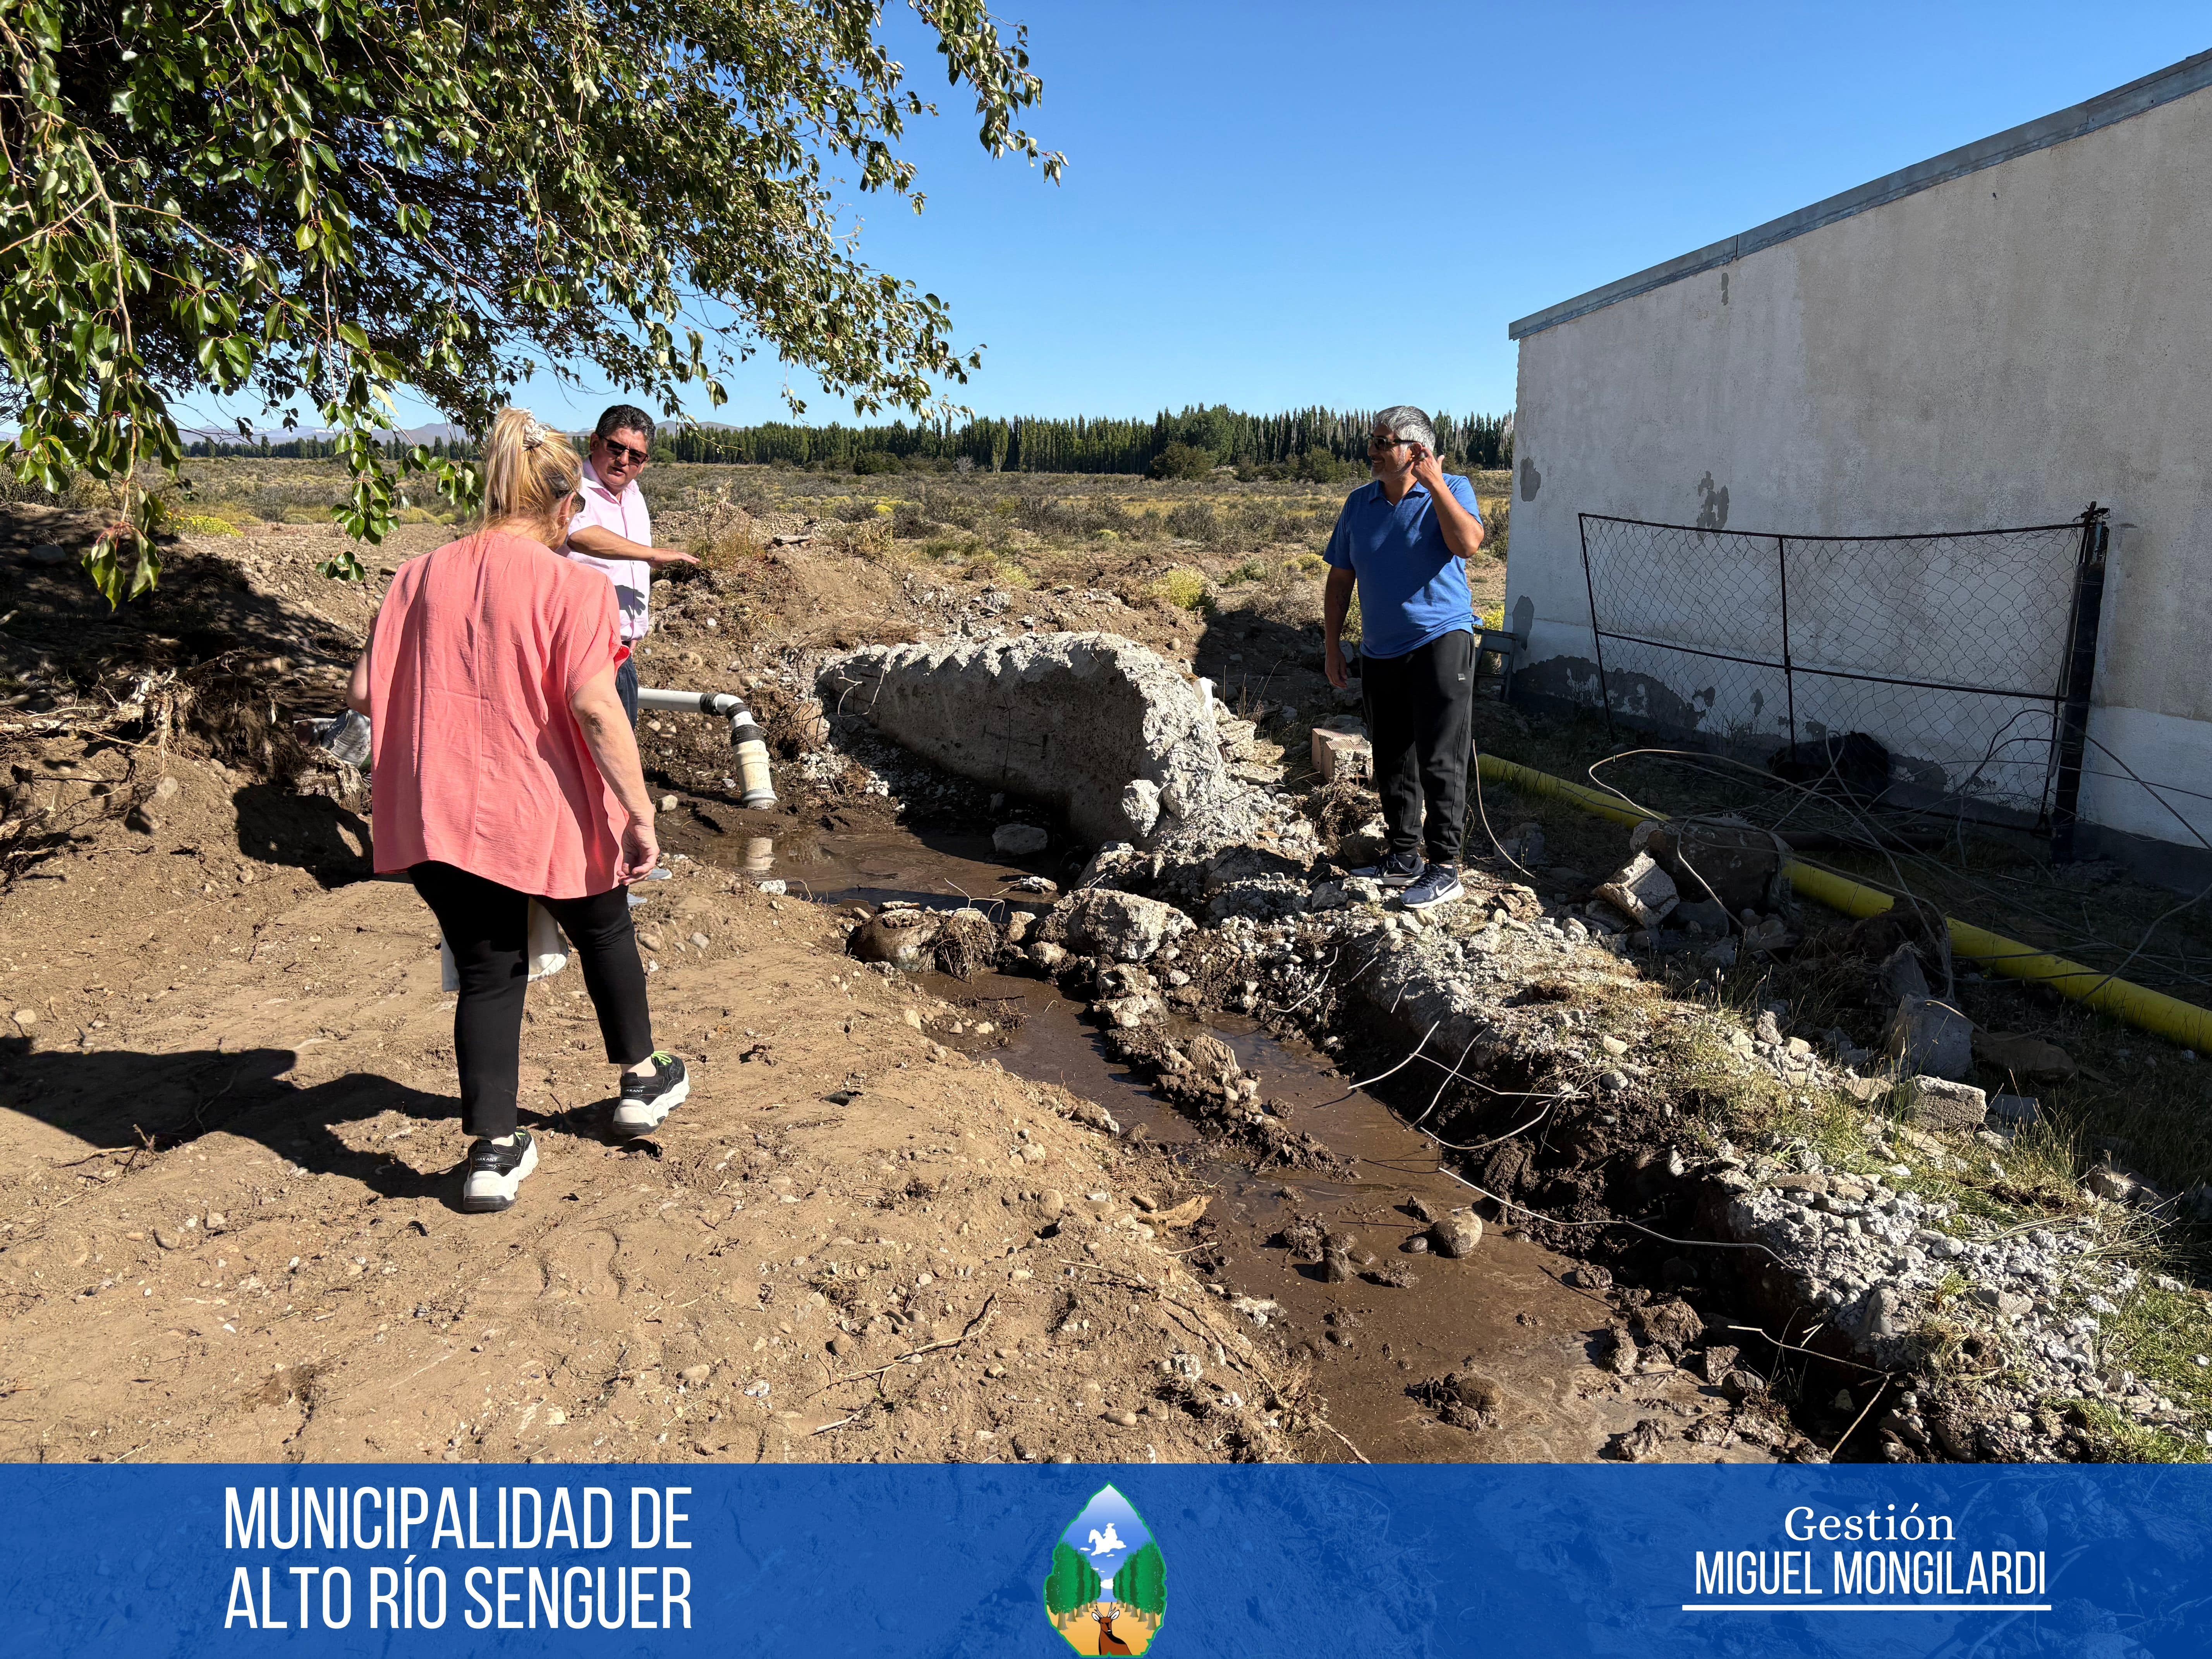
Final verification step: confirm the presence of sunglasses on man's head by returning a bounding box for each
[601,439,649,466]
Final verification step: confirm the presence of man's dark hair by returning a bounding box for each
[594,404,655,443]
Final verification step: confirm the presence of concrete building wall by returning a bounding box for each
[1506,56,2212,870]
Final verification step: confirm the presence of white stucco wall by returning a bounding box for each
[1508,78,2212,854]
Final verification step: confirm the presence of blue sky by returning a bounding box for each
[375,3,2208,432]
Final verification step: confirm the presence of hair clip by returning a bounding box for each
[521,417,551,450]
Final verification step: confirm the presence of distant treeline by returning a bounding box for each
[185,433,473,461]
[184,403,1513,478]
[661,404,1512,477]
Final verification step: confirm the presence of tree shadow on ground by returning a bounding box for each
[0,1039,617,1213]
[229,783,373,885]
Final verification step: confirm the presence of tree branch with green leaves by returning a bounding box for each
[0,0,1060,601]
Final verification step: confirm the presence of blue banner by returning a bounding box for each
[3,1463,2207,1656]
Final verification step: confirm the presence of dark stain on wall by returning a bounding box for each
[1695,472,1730,530]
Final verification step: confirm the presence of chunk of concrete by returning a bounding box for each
[1972,1027,2077,1083]
[1986,1093,2039,1128]
[1902,1075,1987,1131]
[1119,778,1162,839]
[1062,888,1194,962]
[1877,943,1931,1002]
[819,634,1249,848]
[1887,996,1973,1080]
[992,823,1049,856]
[1643,819,1784,914]
[1310,726,1373,783]
[1595,851,1678,927]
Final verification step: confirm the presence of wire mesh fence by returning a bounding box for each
[1578,508,2105,826]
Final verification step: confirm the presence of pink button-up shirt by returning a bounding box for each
[565,458,653,641]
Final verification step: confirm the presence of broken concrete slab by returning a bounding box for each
[1878,943,1931,1002]
[1972,1028,2078,1082]
[819,633,1255,848]
[1887,995,1973,1080]
[1643,820,1784,915]
[1595,851,1678,927]
[1903,1075,1987,1131]
[1986,1093,2040,1128]
[1061,888,1195,962]
[991,823,1049,855]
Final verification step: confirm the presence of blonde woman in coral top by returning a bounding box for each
[347,409,690,1212]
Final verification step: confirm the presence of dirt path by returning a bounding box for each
[0,771,1322,1464]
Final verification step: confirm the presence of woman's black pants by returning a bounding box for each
[409,860,654,1139]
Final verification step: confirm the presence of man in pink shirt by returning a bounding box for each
[565,404,700,725]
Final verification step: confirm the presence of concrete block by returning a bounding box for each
[1903,1075,1987,1131]
[1311,726,1373,783]
[820,634,1251,848]
[1595,851,1678,926]
[1887,996,1973,1080]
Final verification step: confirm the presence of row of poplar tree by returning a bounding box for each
[661,404,1511,475]
[182,404,1513,476]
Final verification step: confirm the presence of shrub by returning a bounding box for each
[1164,500,1218,542]
[1284,551,1327,580]
[1296,447,1347,484]
[1148,441,1214,481]
[1152,567,1211,612]
[1223,558,1269,585]
[173,512,239,536]
[1478,496,1509,560]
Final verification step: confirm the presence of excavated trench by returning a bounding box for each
[652,797,1874,1464]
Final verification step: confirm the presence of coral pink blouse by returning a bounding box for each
[366,531,630,897]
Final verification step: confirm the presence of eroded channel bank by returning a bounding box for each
[702,628,2188,1466]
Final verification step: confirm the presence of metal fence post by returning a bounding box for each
[1776,534,1797,749]
[1578,512,1616,739]
[2049,503,2110,862]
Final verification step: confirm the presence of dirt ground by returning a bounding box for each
[0,471,1534,1467]
[0,787,1308,1464]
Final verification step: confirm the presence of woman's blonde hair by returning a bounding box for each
[478,407,584,543]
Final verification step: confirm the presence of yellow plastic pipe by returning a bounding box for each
[1475,750,2212,1053]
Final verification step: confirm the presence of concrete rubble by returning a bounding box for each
[819,633,1266,849]
[817,634,2201,1464]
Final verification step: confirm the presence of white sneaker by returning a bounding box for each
[611,1053,690,1139]
[460,1130,539,1213]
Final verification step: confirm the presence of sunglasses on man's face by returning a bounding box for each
[1367,436,1416,452]
[601,440,649,467]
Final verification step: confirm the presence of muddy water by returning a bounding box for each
[677,808,1764,1463]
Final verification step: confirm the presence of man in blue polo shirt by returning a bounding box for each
[1322,406,1485,909]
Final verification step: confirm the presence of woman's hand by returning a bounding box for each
[617,813,661,884]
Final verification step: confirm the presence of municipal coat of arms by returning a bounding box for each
[1042,1484,1165,1654]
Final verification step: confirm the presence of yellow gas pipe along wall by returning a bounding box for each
[1475,753,2212,1054]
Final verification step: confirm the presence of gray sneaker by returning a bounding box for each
[612,1053,690,1139]
[1401,863,1465,911]
[1349,848,1424,888]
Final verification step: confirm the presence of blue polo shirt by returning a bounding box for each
[1324,475,1482,659]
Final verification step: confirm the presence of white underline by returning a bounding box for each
[1683,1605,2051,1614]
